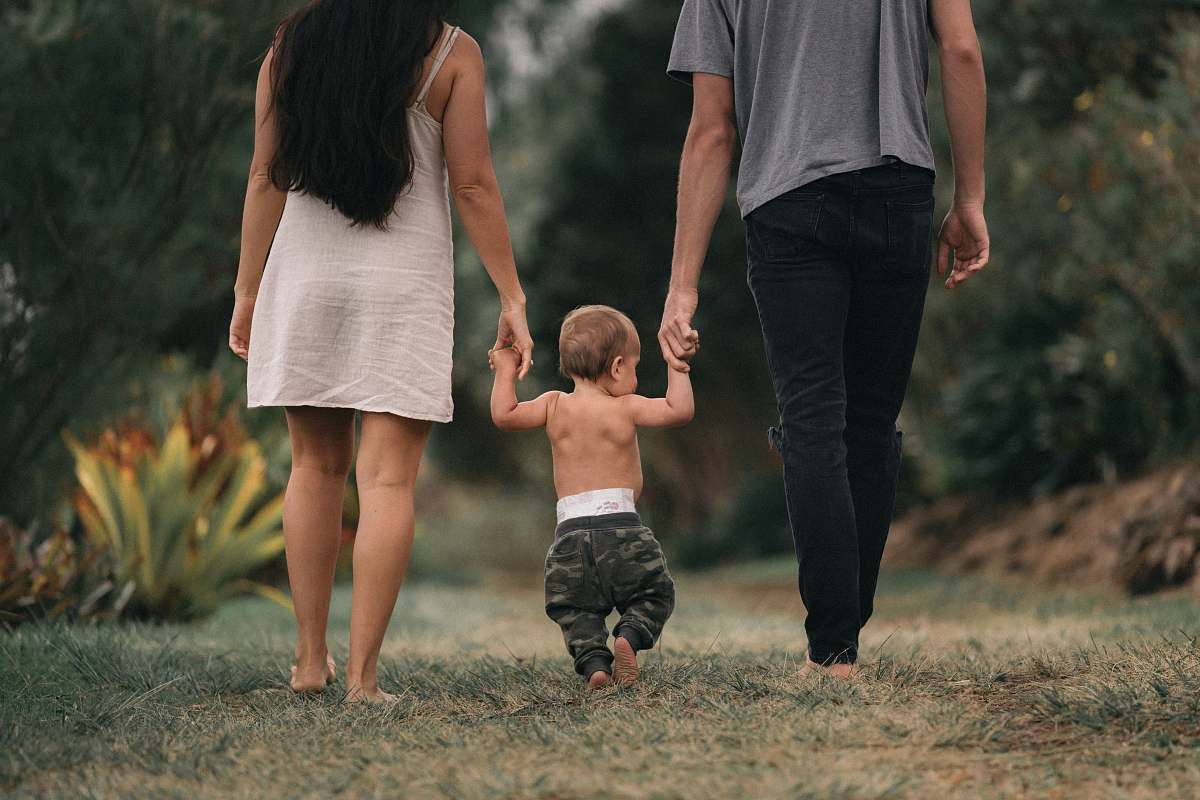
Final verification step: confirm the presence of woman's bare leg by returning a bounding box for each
[345,412,431,702]
[283,406,355,692]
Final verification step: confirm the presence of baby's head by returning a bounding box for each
[559,305,641,395]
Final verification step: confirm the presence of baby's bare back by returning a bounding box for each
[547,391,643,500]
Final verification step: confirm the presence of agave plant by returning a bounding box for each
[67,387,288,621]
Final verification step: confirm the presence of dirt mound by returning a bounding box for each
[885,463,1200,595]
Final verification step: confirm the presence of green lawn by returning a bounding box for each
[3,563,1199,799]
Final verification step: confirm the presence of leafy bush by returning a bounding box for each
[922,24,1200,498]
[0,520,127,624]
[67,380,287,621]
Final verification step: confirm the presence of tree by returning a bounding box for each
[0,1,294,521]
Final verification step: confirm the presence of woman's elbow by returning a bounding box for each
[452,173,500,209]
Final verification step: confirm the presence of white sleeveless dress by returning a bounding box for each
[247,27,461,423]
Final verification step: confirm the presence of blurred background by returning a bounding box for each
[2,0,1198,623]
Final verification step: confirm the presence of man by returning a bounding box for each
[661,0,990,676]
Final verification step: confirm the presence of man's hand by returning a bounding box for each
[937,203,990,289]
[488,345,521,374]
[658,288,700,372]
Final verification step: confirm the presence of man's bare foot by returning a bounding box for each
[290,653,336,690]
[612,636,640,687]
[587,671,611,690]
[799,659,856,680]
[344,685,398,704]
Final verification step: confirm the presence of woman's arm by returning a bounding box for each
[931,0,990,289]
[442,33,534,378]
[229,48,287,360]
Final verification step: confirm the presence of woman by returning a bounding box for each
[228,1,533,702]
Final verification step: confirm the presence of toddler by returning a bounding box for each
[489,305,696,687]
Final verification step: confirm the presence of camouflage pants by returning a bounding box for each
[545,513,675,677]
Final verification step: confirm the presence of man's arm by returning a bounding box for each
[624,368,695,429]
[660,73,735,372]
[932,0,990,288]
[490,349,555,431]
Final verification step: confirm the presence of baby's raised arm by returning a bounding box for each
[490,347,557,431]
[623,367,694,429]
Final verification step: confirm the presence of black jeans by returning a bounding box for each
[745,161,934,665]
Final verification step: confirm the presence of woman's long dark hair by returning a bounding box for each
[269,0,453,229]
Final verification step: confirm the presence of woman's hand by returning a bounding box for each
[493,304,534,380]
[229,294,255,361]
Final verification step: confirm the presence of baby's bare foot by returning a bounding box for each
[344,685,398,704]
[612,637,640,687]
[799,659,856,680]
[587,671,611,690]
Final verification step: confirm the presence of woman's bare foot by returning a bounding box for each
[587,670,611,689]
[290,652,336,690]
[344,685,398,704]
[799,659,857,680]
[612,636,640,687]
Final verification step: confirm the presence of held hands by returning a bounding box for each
[488,344,522,374]
[658,288,700,372]
[493,304,534,380]
[937,203,990,289]
[228,294,255,361]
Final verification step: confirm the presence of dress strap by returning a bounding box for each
[415,25,461,107]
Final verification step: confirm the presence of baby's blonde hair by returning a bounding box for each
[558,305,637,380]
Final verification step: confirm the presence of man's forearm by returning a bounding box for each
[670,121,735,292]
[940,41,987,205]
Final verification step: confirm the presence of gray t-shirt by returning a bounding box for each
[668,0,936,218]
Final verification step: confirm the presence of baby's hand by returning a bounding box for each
[670,328,699,372]
[489,346,521,373]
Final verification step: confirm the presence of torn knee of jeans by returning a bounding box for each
[768,424,785,453]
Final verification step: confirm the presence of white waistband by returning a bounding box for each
[556,488,637,525]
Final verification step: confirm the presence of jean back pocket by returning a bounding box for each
[748,191,825,263]
[884,195,935,276]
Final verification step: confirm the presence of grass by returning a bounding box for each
[2,562,1199,799]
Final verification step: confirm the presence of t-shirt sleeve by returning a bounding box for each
[667,0,734,85]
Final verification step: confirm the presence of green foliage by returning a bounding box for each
[5,0,1200,565]
[67,381,287,621]
[917,20,1200,497]
[0,519,124,624]
[485,1,1200,520]
[0,0,296,522]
